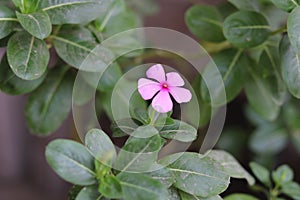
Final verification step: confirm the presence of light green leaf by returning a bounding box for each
[271,0,300,12]
[185,5,225,42]
[280,35,300,98]
[249,162,271,187]
[7,31,49,80]
[85,129,116,166]
[25,66,73,135]
[0,6,18,40]
[16,11,51,39]
[13,0,40,13]
[75,186,101,200]
[207,150,255,185]
[161,153,230,197]
[99,175,123,199]
[144,166,175,188]
[45,139,96,185]
[228,0,259,11]
[223,11,270,48]
[117,172,169,200]
[224,194,259,200]
[282,182,300,200]
[39,0,113,24]
[272,165,294,185]
[288,6,300,52]
[0,54,46,95]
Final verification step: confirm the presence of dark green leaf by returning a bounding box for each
[249,162,271,187]
[288,6,300,52]
[45,139,96,185]
[39,0,113,24]
[99,175,123,199]
[185,5,225,42]
[180,191,223,200]
[16,11,51,39]
[76,186,101,200]
[25,66,73,135]
[0,54,46,95]
[207,150,255,185]
[111,118,139,138]
[160,120,197,142]
[223,11,270,48]
[161,153,230,197]
[224,194,259,200]
[271,0,300,12]
[117,172,169,200]
[68,185,83,200]
[272,165,294,185]
[85,129,116,166]
[168,187,181,200]
[144,166,174,187]
[228,0,259,11]
[7,31,49,80]
[282,182,300,200]
[280,35,300,98]
[0,6,18,40]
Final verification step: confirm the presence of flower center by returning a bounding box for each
[162,83,168,88]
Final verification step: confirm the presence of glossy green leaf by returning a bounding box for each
[39,0,113,24]
[224,194,259,200]
[271,0,300,12]
[162,153,230,197]
[272,165,294,185]
[180,191,223,200]
[0,54,46,95]
[160,120,197,142]
[16,11,51,39]
[249,124,288,154]
[7,31,49,80]
[249,162,271,187]
[144,166,174,187]
[223,11,270,48]
[282,182,300,200]
[76,186,101,200]
[280,36,300,98]
[201,49,249,104]
[117,172,169,200]
[185,5,225,42]
[114,135,163,172]
[99,175,123,199]
[0,6,18,40]
[228,0,259,11]
[85,129,116,166]
[25,66,73,135]
[207,150,255,185]
[45,139,96,185]
[288,6,300,52]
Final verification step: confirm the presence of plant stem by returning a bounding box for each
[270,26,287,36]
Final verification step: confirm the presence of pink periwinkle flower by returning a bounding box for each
[138,64,192,113]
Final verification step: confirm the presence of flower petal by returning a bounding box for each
[138,78,160,100]
[166,72,184,86]
[146,64,166,82]
[169,87,192,103]
[152,91,173,113]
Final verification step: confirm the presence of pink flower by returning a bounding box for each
[138,64,192,113]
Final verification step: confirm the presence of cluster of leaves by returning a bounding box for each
[0,0,147,135]
[185,0,300,123]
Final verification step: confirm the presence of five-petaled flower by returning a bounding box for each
[138,64,192,113]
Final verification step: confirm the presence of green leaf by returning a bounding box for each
[180,191,223,200]
[201,49,249,104]
[280,35,300,98]
[249,124,288,154]
[185,5,225,42]
[282,182,300,200]
[114,135,163,172]
[68,185,83,200]
[13,0,40,13]
[249,162,271,187]
[271,0,300,12]
[0,54,46,95]
[25,66,73,135]
[144,166,175,188]
[16,11,51,39]
[117,172,169,200]
[45,139,96,185]
[159,120,197,142]
[168,187,181,200]
[161,153,230,197]
[111,118,139,138]
[0,6,18,40]
[288,6,300,52]
[85,129,116,166]
[76,186,102,200]
[207,150,255,185]
[224,194,259,200]
[7,31,49,80]
[39,0,113,24]
[228,0,259,11]
[223,11,270,48]
[245,59,280,121]
[99,175,123,199]
[272,165,294,185]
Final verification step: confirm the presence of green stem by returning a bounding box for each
[270,26,287,36]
